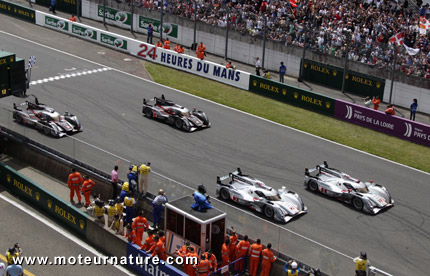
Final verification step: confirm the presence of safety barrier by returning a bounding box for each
[302,59,385,98]
[0,0,36,23]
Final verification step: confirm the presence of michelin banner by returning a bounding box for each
[127,243,187,276]
[35,11,250,89]
[335,99,430,147]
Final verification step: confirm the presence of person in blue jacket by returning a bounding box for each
[410,98,418,121]
[284,260,300,276]
[191,184,213,212]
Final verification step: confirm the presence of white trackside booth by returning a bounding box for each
[164,196,226,260]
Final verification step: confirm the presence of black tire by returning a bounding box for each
[219,189,230,201]
[175,118,183,129]
[264,205,274,218]
[145,108,153,118]
[16,115,23,124]
[183,123,191,132]
[308,180,319,192]
[44,126,51,135]
[352,197,364,211]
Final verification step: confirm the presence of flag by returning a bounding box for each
[289,0,297,8]
[404,44,420,55]
[389,32,403,45]
[28,56,36,68]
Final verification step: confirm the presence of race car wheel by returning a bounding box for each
[44,126,51,135]
[145,108,153,118]
[264,206,274,218]
[175,118,183,129]
[16,115,23,124]
[352,197,364,211]
[219,189,230,201]
[308,180,319,192]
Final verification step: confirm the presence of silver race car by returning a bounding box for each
[217,168,307,222]
[304,161,394,214]
[12,96,82,138]
[142,94,210,132]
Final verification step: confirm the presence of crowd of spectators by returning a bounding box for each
[129,0,430,78]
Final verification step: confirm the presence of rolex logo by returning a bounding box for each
[333,70,337,76]
[345,74,349,79]
[326,102,331,109]
[376,82,381,88]
[35,192,40,201]
[253,80,257,86]
[47,200,52,209]
[79,220,85,230]
[282,89,287,95]
[293,92,299,99]
[304,63,308,68]
[7,174,11,183]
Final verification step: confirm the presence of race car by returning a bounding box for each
[216,168,307,222]
[12,96,82,138]
[304,161,394,214]
[142,94,210,132]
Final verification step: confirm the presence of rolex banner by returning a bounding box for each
[302,59,385,98]
[249,75,335,115]
[0,163,88,237]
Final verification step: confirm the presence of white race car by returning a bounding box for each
[216,168,307,223]
[304,161,394,214]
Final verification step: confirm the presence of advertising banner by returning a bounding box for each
[303,59,385,98]
[138,15,178,39]
[248,75,336,115]
[97,5,131,28]
[127,243,187,276]
[334,99,430,147]
[0,163,88,237]
[0,0,35,23]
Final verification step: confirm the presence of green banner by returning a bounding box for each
[97,5,131,26]
[0,0,35,23]
[302,59,385,98]
[45,15,69,31]
[71,24,97,40]
[35,0,78,15]
[100,33,128,50]
[0,163,88,237]
[249,75,335,115]
[138,15,178,38]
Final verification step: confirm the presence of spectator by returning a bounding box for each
[164,38,171,49]
[193,254,212,276]
[284,260,300,276]
[174,44,185,53]
[221,239,230,276]
[94,199,106,225]
[226,61,232,69]
[119,182,130,202]
[138,162,151,198]
[148,235,167,261]
[260,243,276,276]
[67,168,83,204]
[141,229,156,251]
[371,96,381,110]
[0,262,5,276]
[385,104,396,115]
[152,189,168,228]
[69,14,77,22]
[410,98,418,120]
[147,23,154,44]
[124,191,136,226]
[263,70,271,79]
[279,62,286,83]
[228,228,238,267]
[132,211,149,246]
[159,230,166,244]
[109,214,124,235]
[255,57,261,76]
[115,196,124,219]
[235,235,250,271]
[204,249,218,272]
[127,165,138,194]
[5,258,23,276]
[50,0,56,14]
[106,199,117,226]
[196,42,206,60]
[125,224,138,244]
[185,247,199,276]
[249,239,263,276]
[111,165,119,200]
[353,252,369,276]
[156,40,164,47]
[362,96,372,108]
[81,175,95,208]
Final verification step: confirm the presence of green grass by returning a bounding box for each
[145,62,430,172]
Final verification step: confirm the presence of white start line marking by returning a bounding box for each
[29,67,112,86]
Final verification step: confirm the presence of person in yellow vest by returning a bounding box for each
[138,162,151,198]
[115,197,124,219]
[109,214,124,235]
[120,182,130,202]
[283,260,300,276]
[124,192,136,226]
[94,199,105,226]
[106,200,117,226]
[353,252,369,276]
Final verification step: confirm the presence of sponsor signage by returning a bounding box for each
[127,243,187,276]
[72,24,97,40]
[0,0,35,23]
[97,5,131,26]
[334,99,430,147]
[302,59,385,98]
[138,15,178,38]
[0,163,88,236]
[100,33,127,50]
[45,15,69,31]
[248,75,335,115]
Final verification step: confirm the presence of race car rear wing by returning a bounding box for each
[216,168,241,185]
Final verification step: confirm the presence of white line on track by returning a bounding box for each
[0,193,136,275]
[0,30,425,269]
[29,67,112,86]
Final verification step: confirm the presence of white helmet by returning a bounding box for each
[291,262,298,269]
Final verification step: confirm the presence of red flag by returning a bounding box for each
[389,32,403,45]
[289,0,298,8]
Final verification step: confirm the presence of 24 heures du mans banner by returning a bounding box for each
[302,59,385,98]
[249,75,336,115]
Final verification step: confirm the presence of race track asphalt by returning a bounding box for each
[1,15,429,275]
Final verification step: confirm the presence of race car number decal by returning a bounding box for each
[138,44,157,60]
